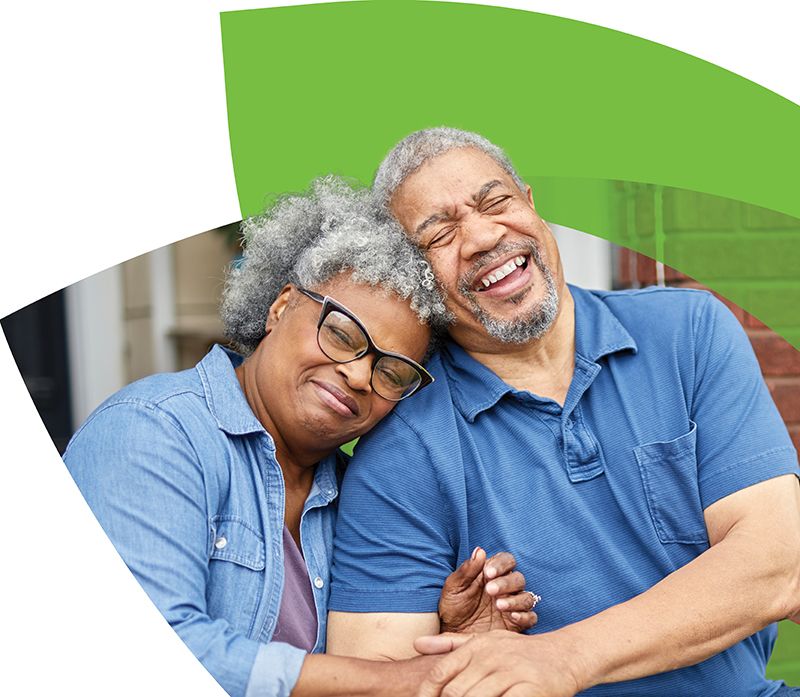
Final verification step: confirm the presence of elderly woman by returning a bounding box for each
[64,178,537,697]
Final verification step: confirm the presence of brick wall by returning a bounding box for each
[612,184,800,349]
[615,247,800,453]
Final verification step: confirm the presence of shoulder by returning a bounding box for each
[66,367,210,454]
[588,286,728,349]
[591,285,714,326]
[105,366,205,412]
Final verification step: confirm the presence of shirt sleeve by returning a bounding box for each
[329,413,457,613]
[691,294,799,509]
[64,401,306,697]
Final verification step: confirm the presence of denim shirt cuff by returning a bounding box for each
[244,642,307,697]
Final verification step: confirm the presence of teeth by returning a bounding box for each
[477,255,528,290]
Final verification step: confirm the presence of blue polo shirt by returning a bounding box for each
[330,286,799,697]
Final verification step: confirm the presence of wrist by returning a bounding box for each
[544,625,601,693]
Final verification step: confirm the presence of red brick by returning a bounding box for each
[767,380,800,423]
[636,258,658,286]
[745,313,769,330]
[750,333,800,376]
[675,279,745,324]
[664,264,691,283]
[617,248,633,286]
[616,252,694,289]
[668,279,702,289]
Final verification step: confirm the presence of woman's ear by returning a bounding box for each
[265,285,295,335]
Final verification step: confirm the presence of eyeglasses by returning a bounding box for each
[296,287,434,401]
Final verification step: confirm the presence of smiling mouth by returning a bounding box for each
[311,380,360,418]
[470,254,532,298]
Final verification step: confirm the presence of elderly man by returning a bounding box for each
[326,128,800,696]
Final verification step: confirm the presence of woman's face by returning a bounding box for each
[248,275,431,459]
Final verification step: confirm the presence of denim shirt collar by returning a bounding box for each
[443,285,638,422]
[196,344,340,503]
[196,344,268,437]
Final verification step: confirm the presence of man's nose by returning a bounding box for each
[460,216,506,260]
[335,356,373,393]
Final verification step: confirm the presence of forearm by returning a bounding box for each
[292,654,438,697]
[555,523,800,690]
[327,611,440,660]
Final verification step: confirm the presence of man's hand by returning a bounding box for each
[438,547,539,634]
[414,630,582,697]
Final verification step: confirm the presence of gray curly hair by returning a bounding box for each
[373,127,527,213]
[220,176,447,355]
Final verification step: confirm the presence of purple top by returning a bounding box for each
[272,526,318,652]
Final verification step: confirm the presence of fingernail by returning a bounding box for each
[511,612,521,621]
[496,599,508,610]
[471,546,480,560]
[486,581,498,594]
[485,565,497,579]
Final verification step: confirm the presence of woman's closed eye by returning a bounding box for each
[323,324,360,350]
[377,366,405,387]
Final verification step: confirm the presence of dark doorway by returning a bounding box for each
[2,290,73,452]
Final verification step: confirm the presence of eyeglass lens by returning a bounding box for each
[318,310,422,400]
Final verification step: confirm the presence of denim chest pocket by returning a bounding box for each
[207,515,266,636]
[634,421,708,545]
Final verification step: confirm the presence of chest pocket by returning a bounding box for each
[207,515,266,635]
[634,421,708,545]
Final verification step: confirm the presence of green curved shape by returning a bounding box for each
[527,176,800,349]
[220,1,799,346]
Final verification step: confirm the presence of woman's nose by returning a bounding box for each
[335,356,373,393]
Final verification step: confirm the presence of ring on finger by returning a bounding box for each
[524,591,541,608]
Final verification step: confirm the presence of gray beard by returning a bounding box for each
[457,241,560,344]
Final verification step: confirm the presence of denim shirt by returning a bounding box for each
[64,345,339,697]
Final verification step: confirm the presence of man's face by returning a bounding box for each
[390,147,565,349]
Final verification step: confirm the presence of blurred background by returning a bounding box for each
[1,190,798,680]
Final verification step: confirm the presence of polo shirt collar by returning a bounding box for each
[571,285,638,362]
[443,285,637,422]
[197,344,267,436]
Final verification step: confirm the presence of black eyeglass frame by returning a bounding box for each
[296,286,434,401]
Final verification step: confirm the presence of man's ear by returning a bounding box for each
[265,284,294,335]
[525,184,536,210]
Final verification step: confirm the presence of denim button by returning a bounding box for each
[214,536,227,550]
[313,576,324,589]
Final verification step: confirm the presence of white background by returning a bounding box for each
[1,1,798,694]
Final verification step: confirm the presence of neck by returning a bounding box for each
[235,351,319,488]
[462,287,576,405]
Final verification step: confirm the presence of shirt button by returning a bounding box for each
[566,418,574,429]
[214,536,227,550]
[313,576,324,589]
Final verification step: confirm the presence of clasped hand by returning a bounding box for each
[438,547,539,635]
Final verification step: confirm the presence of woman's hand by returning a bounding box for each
[437,547,539,634]
[413,630,582,697]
